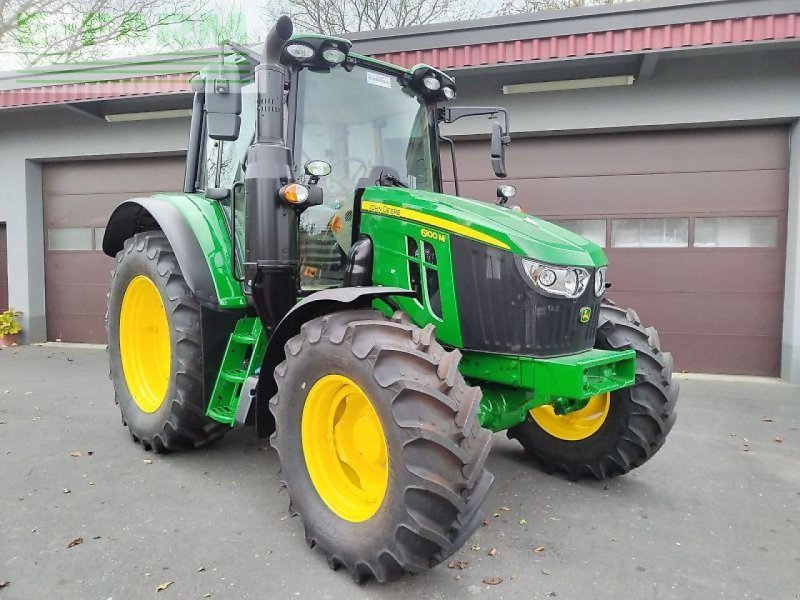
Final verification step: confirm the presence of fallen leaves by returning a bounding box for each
[69,451,82,458]
[542,569,551,575]
[67,537,83,548]
[470,544,481,551]
[447,560,469,569]
[488,547,497,557]
[62,488,71,494]
[143,459,153,465]
[0,581,9,588]
[483,576,503,585]
[156,581,174,592]
[774,437,782,443]
[533,545,545,554]
[196,566,206,572]
[519,519,527,525]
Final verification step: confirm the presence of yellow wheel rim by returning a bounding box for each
[119,275,171,414]
[530,392,611,441]
[302,374,389,522]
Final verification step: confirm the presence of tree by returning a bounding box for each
[499,0,630,15]
[264,0,482,35]
[1,0,245,66]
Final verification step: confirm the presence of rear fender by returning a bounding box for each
[103,194,247,309]
[253,286,415,436]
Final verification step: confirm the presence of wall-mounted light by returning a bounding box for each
[502,75,635,95]
[104,109,192,123]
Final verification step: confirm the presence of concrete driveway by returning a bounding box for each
[1,345,799,600]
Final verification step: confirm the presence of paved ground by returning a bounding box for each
[1,345,799,600]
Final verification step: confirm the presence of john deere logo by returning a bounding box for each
[579,307,592,324]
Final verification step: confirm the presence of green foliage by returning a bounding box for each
[0,309,22,337]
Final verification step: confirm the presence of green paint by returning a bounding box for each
[152,192,247,309]
[360,186,607,268]
[361,207,463,346]
[461,348,636,432]
[206,317,268,425]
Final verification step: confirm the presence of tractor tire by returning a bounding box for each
[270,309,493,584]
[507,300,678,480]
[107,231,227,452]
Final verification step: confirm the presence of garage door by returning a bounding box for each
[0,224,7,311]
[445,127,788,376]
[43,156,185,343]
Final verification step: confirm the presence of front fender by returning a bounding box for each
[254,286,415,435]
[103,194,247,309]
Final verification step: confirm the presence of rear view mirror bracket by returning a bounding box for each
[438,106,511,178]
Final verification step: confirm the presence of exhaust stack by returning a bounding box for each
[245,16,298,332]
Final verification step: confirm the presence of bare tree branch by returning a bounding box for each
[1,0,245,66]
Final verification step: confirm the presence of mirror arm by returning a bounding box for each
[439,135,460,196]
[438,106,509,136]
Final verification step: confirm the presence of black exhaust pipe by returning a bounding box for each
[245,16,298,331]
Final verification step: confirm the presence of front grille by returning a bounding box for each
[451,236,600,357]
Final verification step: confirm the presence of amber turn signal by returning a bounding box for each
[279,183,310,205]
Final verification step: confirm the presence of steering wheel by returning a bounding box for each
[320,157,369,198]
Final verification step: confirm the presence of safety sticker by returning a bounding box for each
[366,71,392,89]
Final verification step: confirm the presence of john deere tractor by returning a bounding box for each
[102,16,678,583]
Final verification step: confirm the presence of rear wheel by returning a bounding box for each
[270,309,493,583]
[507,301,678,480]
[107,231,227,452]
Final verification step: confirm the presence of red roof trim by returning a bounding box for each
[1,12,797,109]
[374,12,799,69]
[0,73,193,109]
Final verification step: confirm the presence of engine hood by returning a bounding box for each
[361,186,607,268]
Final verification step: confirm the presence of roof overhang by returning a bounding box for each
[0,0,797,112]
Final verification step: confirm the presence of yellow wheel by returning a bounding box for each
[508,302,678,481]
[530,393,610,441]
[119,275,171,413]
[270,309,493,584]
[107,231,227,452]
[302,375,388,522]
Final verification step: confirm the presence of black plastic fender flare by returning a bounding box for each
[253,286,415,436]
[103,199,219,306]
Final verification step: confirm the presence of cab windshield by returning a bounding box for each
[293,63,436,194]
[292,62,437,290]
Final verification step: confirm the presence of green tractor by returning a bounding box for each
[102,16,677,583]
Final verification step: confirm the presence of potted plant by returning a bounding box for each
[0,308,22,348]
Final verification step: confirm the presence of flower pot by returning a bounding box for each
[0,333,18,348]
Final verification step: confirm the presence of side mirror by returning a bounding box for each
[490,122,508,178]
[205,62,242,141]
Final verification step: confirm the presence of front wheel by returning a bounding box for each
[507,301,678,480]
[270,309,493,583]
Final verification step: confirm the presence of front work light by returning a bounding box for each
[442,86,456,100]
[322,47,346,64]
[285,43,315,60]
[422,76,441,91]
[520,259,590,299]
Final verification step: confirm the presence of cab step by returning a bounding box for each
[206,317,267,426]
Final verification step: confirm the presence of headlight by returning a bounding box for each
[285,43,315,60]
[520,259,590,299]
[422,75,441,91]
[594,266,607,297]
